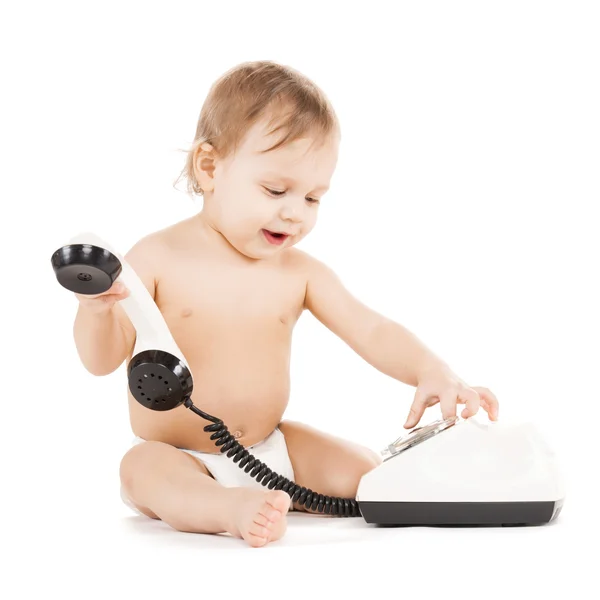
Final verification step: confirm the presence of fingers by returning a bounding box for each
[107,282,130,301]
[91,281,128,299]
[80,281,128,299]
[439,389,461,420]
[404,387,429,428]
[74,281,130,312]
[439,388,480,420]
[405,383,498,429]
[457,386,499,421]
[472,386,499,420]
[458,387,481,419]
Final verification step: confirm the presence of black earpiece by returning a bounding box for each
[51,243,121,295]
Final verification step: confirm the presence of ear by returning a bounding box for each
[193,142,217,193]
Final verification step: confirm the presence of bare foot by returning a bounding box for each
[226,488,291,547]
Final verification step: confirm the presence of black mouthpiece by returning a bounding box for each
[127,349,193,411]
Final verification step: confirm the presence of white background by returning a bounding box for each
[2,0,598,598]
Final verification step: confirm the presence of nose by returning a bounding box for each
[278,200,303,223]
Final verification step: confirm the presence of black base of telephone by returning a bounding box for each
[359,499,563,526]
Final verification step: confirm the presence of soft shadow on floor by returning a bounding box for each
[120,502,564,550]
[120,510,374,549]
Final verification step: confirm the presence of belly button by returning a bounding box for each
[181,308,193,318]
[233,430,243,439]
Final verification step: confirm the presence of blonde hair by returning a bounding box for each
[173,60,340,198]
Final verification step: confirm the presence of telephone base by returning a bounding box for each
[360,499,563,527]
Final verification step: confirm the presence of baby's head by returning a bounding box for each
[175,60,340,259]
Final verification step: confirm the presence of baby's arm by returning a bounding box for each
[303,253,384,353]
[302,252,445,387]
[72,233,161,376]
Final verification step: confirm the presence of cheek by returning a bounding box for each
[237,198,274,233]
[294,212,317,239]
[304,209,319,228]
[222,187,263,219]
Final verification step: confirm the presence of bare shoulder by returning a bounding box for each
[124,230,169,282]
[284,247,330,278]
[281,247,312,275]
[116,225,176,356]
[124,217,194,264]
[282,248,331,308]
[123,219,194,303]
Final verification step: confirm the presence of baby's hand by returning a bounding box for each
[404,364,499,428]
[75,281,130,314]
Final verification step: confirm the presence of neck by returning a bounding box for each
[190,210,258,264]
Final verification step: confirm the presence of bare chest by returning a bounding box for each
[126,247,307,449]
[155,258,306,355]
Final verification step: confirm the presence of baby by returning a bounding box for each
[73,60,499,547]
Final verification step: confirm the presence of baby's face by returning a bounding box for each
[205,118,339,259]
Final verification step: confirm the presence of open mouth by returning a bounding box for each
[262,229,289,245]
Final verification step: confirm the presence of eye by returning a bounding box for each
[264,187,320,204]
[265,187,285,196]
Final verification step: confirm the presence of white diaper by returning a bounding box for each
[121,427,296,515]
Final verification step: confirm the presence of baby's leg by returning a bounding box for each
[119,441,291,547]
[278,420,382,513]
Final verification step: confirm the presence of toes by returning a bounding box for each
[236,490,291,548]
[253,513,273,529]
[249,521,270,538]
[247,522,270,547]
[247,532,268,548]
[266,490,291,516]
[259,505,282,524]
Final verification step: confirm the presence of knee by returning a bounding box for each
[355,449,383,480]
[342,450,382,493]
[365,448,383,470]
[119,441,165,490]
[120,442,166,520]
[335,451,383,498]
